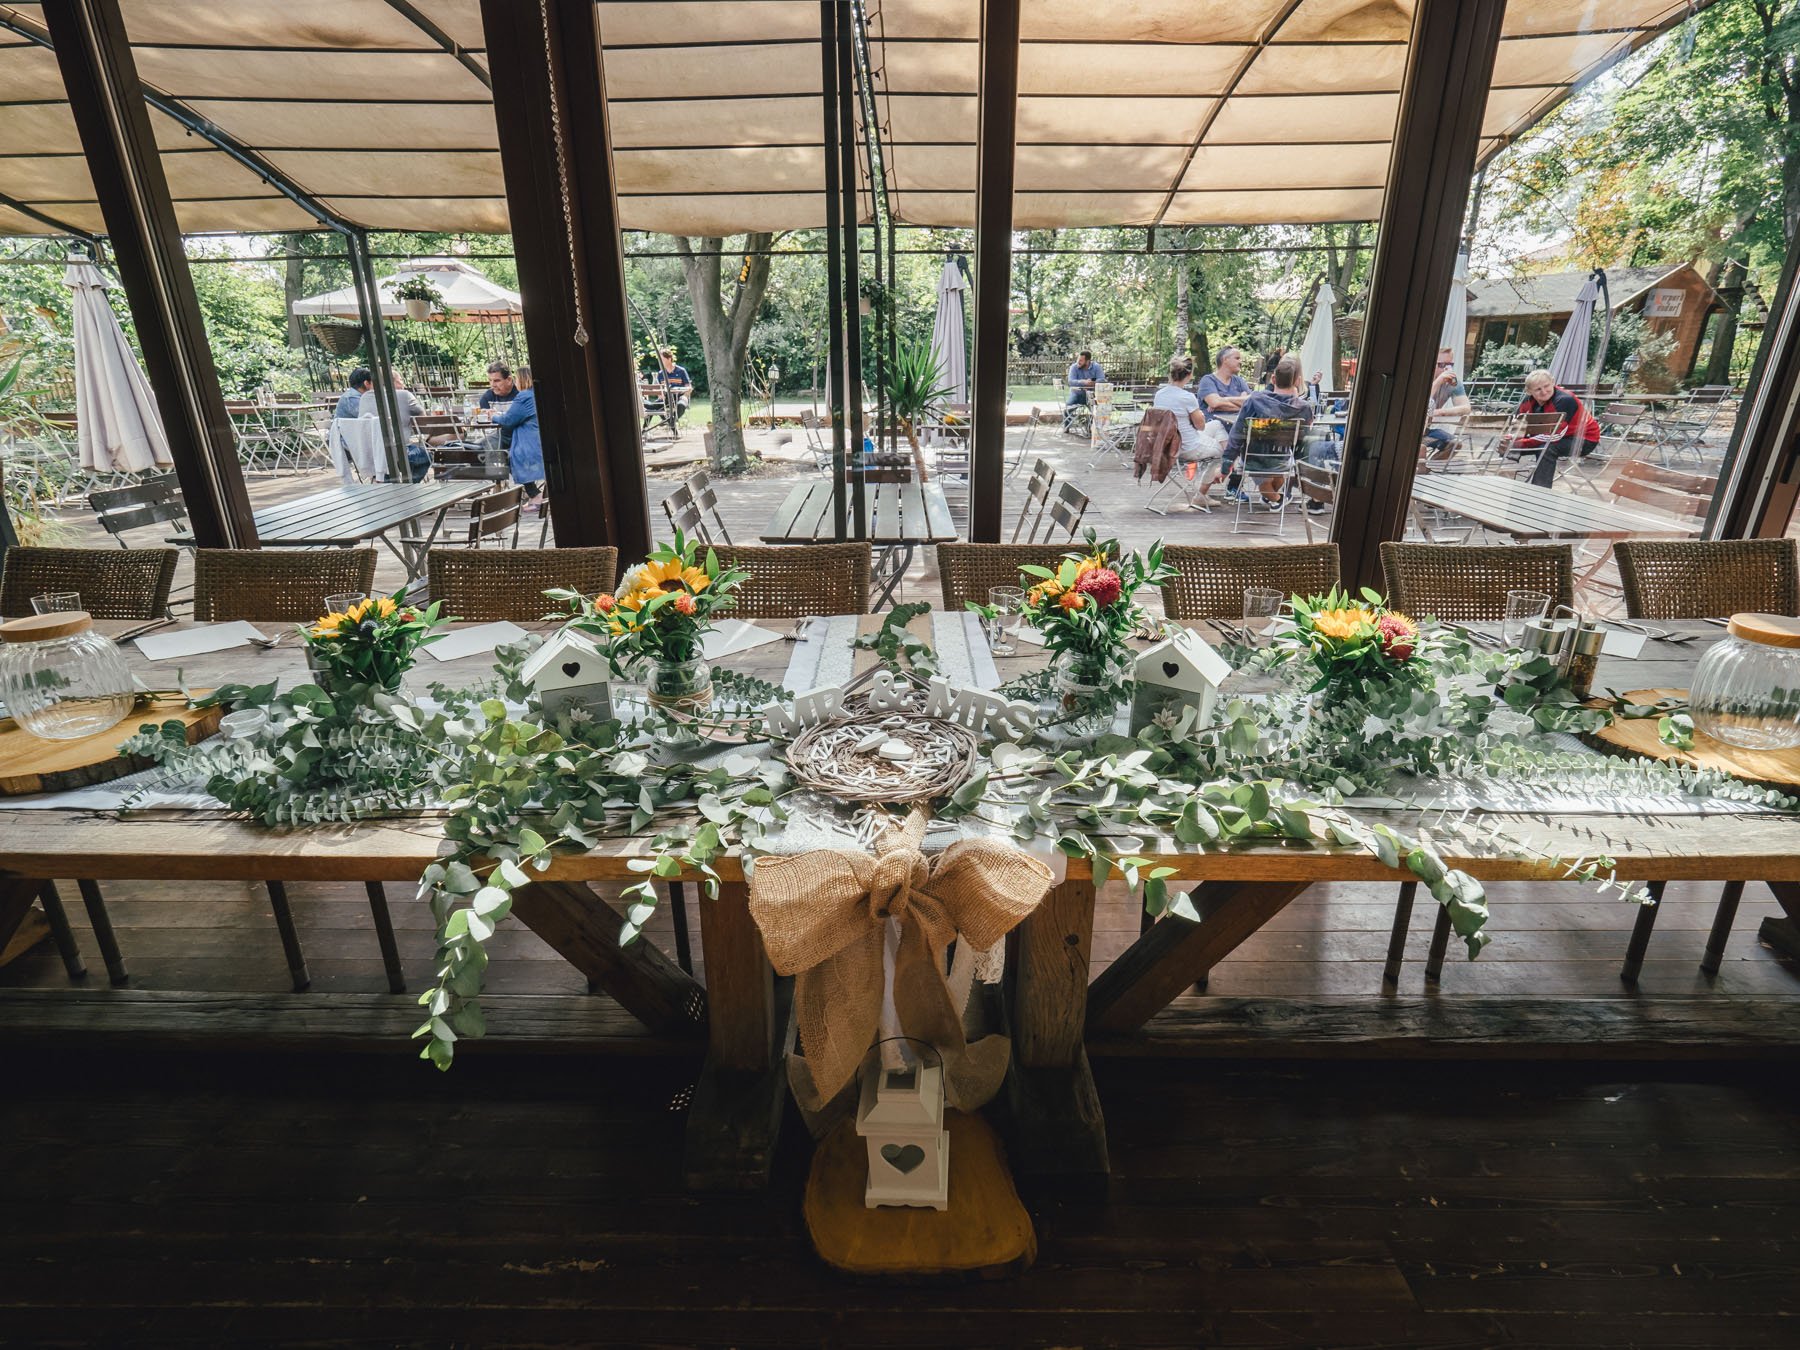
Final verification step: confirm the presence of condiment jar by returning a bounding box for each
[1563,621,1608,700]
[1688,613,1800,750]
[0,611,136,740]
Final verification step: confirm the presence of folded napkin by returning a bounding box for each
[136,622,262,662]
[701,618,785,661]
[423,621,530,662]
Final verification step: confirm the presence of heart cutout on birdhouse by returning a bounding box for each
[879,1142,926,1175]
[1161,660,1180,679]
[561,661,582,678]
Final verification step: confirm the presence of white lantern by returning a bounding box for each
[519,629,613,721]
[854,1057,949,1210]
[1129,629,1231,737]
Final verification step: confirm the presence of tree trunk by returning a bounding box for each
[283,233,306,347]
[1174,263,1191,360]
[675,233,775,471]
[1702,256,1746,387]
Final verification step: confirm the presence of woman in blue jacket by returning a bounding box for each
[494,364,544,499]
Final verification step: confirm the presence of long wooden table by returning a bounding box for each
[3,616,1798,1191]
[760,480,958,608]
[169,480,492,581]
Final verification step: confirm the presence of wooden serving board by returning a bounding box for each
[1583,687,1800,791]
[0,692,220,797]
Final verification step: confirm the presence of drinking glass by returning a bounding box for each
[30,592,82,614]
[323,592,366,618]
[1502,590,1551,647]
[1242,587,1284,643]
[987,586,1025,656]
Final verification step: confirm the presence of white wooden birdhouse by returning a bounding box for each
[519,629,613,722]
[1129,628,1232,737]
[855,1057,949,1210]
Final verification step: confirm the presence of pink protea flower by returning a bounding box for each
[1073,567,1123,607]
[672,591,698,616]
[1376,612,1417,660]
[594,592,617,613]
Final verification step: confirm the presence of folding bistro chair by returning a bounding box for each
[1011,458,1057,543]
[1230,417,1304,537]
[1043,481,1091,543]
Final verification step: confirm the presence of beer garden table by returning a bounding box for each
[760,480,958,608]
[2,616,1798,1191]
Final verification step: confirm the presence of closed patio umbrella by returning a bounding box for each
[1440,247,1469,365]
[1297,281,1336,390]
[928,256,968,407]
[65,258,172,474]
[1548,272,1598,388]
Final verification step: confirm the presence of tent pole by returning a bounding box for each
[481,0,649,558]
[969,0,1021,543]
[838,0,866,543]
[347,229,409,483]
[43,0,257,550]
[819,0,848,542]
[1332,0,1505,593]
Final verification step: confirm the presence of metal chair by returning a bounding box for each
[1296,460,1337,544]
[1042,481,1091,544]
[193,549,378,622]
[1230,417,1304,537]
[0,546,177,619]
[1010,459,1057,543]
[1379,542,1575,621]
[428,546,620,621]
[1159,544,1340,620]
[661,482,712,546]
[89,475,188,547]
[685,468,733,545]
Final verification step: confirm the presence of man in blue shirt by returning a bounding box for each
[1196,346,1250,426]
[1063,350,1104,431]
[653,348,692,425]
[334,367,372,420]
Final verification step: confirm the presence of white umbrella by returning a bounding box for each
[64,258,172,473]
[1440,247,1469,365]
[1297,281,1336,390]
[291,257,523,321]
[1548,272,1598,388]
[928,256,968,406]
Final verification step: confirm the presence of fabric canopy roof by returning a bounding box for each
[0,0,1702,237]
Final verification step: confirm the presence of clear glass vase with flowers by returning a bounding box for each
[1018,530,1175,735]
[564,532,748,711]
[300,594,447,700]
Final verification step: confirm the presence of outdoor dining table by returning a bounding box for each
[3,615,1798,1195]
[167,480,493,583]
[760,479,958,607]
[1409,472,1698,582]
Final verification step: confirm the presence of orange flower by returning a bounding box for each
[673,592,697,616]
[1058,591,1086,611]
[594,592,617,613]
[1312,606,1376,640]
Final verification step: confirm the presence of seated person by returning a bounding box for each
[652,348,691,422]
[1222,356,1313,506]
[1424,346,1470,462]
[1151,355,1222,491]
[358,369,431,482]
[1507,368,1600,487]
[1063,350,1104,431]
[1197,346,1250,426]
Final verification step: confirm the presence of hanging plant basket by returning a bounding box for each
[307,320,364,358]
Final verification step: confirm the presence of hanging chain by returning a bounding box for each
[539,0,589,345]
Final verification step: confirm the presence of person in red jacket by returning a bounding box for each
[1511,368,1601,487]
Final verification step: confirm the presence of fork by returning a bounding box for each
[247,627,294,650]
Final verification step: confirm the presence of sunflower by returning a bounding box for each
[312,610,347,638]
[1311,606,1377,640]
[642,557,711,594]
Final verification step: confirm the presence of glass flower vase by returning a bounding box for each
[1049,651,1126,740]
[646,656,712,712]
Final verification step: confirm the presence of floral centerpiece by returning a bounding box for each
[1018,530,1174,733]
[564,532,748,710]
[300,593,446,698]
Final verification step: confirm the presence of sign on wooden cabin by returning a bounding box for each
[519,629,613,721]
[1129,629,1231,736]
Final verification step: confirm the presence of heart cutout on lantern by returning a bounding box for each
[561,661,582,678]
[1161,660,1180,679]
[880,1142,926,1175]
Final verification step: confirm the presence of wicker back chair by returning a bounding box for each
[1380,542,1574,621]
[0,546,177,619]
[708,543,870,618]
[936,542,1082,609]
[1159,544,1341,620]
[1614,539,1800,620]
[427,547,619,622]
[192,549,377,622]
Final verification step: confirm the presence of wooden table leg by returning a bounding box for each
[1086,881,1310,1035]
[1003,878,1107,1184]
[76,880,129,985]
[1620,881,1666,984]
[362,882,405,994]
[1759,881,1800,968]
[1382,881,1417,989]
[0,874,48,970]
[684,880,789,1192]
[1701,881,1745,975]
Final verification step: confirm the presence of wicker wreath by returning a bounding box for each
[786,711,979,804]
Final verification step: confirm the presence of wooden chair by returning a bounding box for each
[935,542,1083,610]
[1011,459,1056,543]
[1043,481,1091,543]
[661,482,712,546]
[0,546,177,619]
[1379,542,1574,621]
[427,546,619,622]
[192,549,377,623]
[453,485,525,549]
[1614,539,1799,621]
[1297,461,1336,544]
[1607,459,1714,522]
[431,445,509,482]
[705,543,871,618]
[1159,544,1341,621]
[685,468,733,545]
[89,474,188,546]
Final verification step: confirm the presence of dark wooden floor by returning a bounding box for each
[1,1047,1795,1347]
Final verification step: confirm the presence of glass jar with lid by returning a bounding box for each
[0,611,136,740]
[1688,613,1800,751]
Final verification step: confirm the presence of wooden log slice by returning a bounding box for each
[0,693,220,796]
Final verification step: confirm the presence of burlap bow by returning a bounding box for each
[748,811,1053,1113]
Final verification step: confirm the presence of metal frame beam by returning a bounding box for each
[820,0,848,541]
[968,0,1020,543]
[1713,238,1800,539]
[382,0,493,90]
[0,189,99,245]
[43,0,256,549]
[837,0,866,541]
[481,0,649,558]
[345,229,409,483]
[1331,0,1506,593]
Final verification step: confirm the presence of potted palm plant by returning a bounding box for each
[393,276,445,321]
[879,339,955,483]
